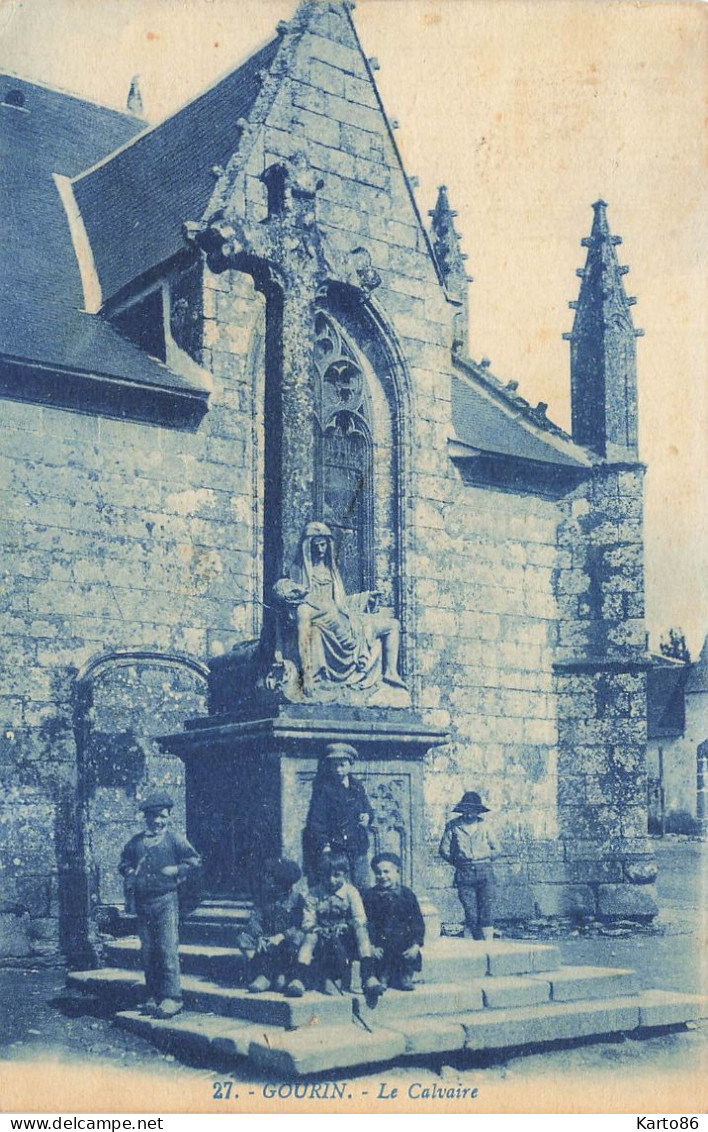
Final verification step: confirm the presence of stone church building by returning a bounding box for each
[0,0,656,963]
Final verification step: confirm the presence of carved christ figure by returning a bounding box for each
[274,521,405,695]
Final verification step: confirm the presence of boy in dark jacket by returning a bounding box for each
[303,742,374,890]
[119,791,201,1018]
[238,859,311,998]
[363,852,425,991]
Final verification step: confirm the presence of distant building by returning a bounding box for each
[0,0,657,963]
[647,637,708,835]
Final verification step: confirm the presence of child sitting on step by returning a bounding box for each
[439,791,498,941]
[297,853,383,996]
[363,852,425,991]
[238,858,311,998]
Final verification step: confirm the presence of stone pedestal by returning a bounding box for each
[159,699,447,897]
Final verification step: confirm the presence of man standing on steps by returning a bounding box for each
[119,791,201,1019]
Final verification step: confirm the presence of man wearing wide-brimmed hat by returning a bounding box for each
[439,791,498,941]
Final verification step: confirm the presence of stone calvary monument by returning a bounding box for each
[274,520,406,699]
[157,136,451,898]
[1,0,705,1075]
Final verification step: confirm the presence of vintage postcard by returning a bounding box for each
[0,0,705,1119]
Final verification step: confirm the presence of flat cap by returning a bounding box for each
[325,742,358,762]
[140,790,174,813]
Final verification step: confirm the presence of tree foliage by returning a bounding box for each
[659,627,691,663]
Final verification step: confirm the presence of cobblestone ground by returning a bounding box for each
[1,838,705,1114]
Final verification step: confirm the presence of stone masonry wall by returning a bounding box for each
[0,0,654,958]
[207,2,572,928]
[552,466,657,920]
[0,275,265,959]
[413,481,562,926]
[222,3,653,925]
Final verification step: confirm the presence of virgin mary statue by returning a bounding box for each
[273,522,405,695]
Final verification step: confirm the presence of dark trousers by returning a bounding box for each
[455,862,494,939]
[136,892,181,1002]
[348,852,371,893]
[249,939,300,984]
[372,948,418,988]
[310,927,355,987]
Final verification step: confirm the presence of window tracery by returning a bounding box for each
[312,309,374,596]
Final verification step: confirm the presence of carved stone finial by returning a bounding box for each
[126,75,143,117]
[349,246,381,294]
[287,151,325,198]
[430,185,472,349]
[566,200,640,457]
[429,185,469,292]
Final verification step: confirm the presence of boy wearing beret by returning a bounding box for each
[363,852,425,991]
[119,791,201,1018]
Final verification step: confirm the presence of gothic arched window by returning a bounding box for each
[312,309,374,595]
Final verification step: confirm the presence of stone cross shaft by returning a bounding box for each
[188,152,381,580]
[275,243,323,576]
[189,154,330,577]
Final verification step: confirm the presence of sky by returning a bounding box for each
[1,0,705,653]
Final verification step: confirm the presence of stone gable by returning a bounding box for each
[0,0,656,958]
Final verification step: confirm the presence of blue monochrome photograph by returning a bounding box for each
[0,0,705,1116]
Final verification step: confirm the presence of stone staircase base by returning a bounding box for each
[67,918,706,1078]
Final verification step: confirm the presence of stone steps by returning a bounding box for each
[104,938,250,982]
[109,989,707,1078]
[424,938,561,979]
[68,967,353,1027]
[188,902,252,921]
[179,921,249,947]
[529,965,639,1003]
[67,958,638,1027]
[177,902,253,946]
[71,907,706,1077]
[70,956,641,1021]
[104,935,563,982]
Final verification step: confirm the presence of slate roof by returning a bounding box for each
[0,74,202,396]
[1,17,606,460]
[451,359,590,469]
[72,36,280,304]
